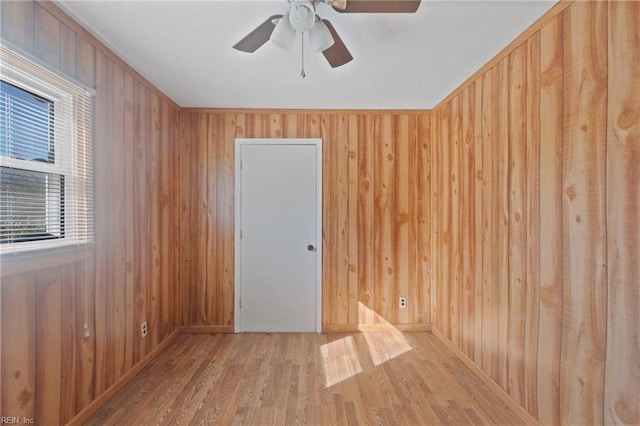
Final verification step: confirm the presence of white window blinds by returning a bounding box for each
[1,45,94,253]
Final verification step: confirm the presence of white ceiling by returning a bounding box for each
[54,0,557,109]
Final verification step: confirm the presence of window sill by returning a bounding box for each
[0,243,95,278]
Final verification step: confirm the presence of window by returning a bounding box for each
[0,46,93,254]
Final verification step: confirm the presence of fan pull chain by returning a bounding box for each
[300,34,306,78]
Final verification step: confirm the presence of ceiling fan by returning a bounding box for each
[233,0,421,73]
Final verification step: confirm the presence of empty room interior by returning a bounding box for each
[0,0,638,425]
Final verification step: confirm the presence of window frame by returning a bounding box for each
[0,45,93,255]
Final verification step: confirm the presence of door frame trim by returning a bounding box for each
[234,138,323,333]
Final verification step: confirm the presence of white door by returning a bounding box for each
[235,139,322,332]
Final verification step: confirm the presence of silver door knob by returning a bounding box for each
[307,245,316,252]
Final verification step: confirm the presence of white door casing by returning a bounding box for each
[234,138,322,332]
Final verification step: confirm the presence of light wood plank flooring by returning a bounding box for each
[85,332,524,425]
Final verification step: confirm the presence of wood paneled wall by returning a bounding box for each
[0,1,180,424]
[178,111,432,330]
[430,1,639,424]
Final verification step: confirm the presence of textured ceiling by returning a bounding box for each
[54,0,557,109]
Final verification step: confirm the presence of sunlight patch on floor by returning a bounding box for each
[320,303,415,387]
[320,336,363,387]
[362,330,412,366]
[358,302,412,366]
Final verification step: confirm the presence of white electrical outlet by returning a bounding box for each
[141,321,148,337]
[399,296,407,309]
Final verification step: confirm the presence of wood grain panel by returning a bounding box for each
[123,72,136,373]
[604,2,640,424]
[460,86,475,359]
[1,274,36,420]
[507,43,527,405]
[560,3,608,424]
[537,14,564,426]
[411,114,431,324]
[472,80,483,366]
[1,2,180,423]
[0,0,35,53]
[439,104,451,337]
[358,114,375,319]
[60,264,77,423]
[450,96,462,348]
[34,4,60,69]
[395,115,410,325]
[347,115,359,325]
[431,2,637,425]
[524,32,540,418]
[374,115,395,322]
[480,67,499,380]
[496,58,510,392]
[179,111,432,329]
[34,269,62,425]
[430,110,440,327]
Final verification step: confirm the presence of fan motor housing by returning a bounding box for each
[289,1,316,32]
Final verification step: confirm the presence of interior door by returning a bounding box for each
[235,139,322,332]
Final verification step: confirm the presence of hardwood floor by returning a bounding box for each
[85,332,524,425]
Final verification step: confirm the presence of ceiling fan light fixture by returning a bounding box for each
[270,17,296,50]
[331,0,347,10]
[289,1,316,32]
[309,19,334,52]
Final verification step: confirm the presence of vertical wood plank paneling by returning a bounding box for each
[200,113,210,324]
[537,15,564,425]
[205,114,218,325]
[604,2,640,424]
[178,110,431,330]
[347,115,359,325]
[60,264,77,424]
[59,24,76,78]
[74,36,95,88]
[179,112,196,326]
[33,4,60,69]
[283,113,298,138]
[111,61,127,384]
[472,79,484,365]
[480,68,498,380]
[358,114,375,321]
[450,96,462,347]
[460,87,475,358]
[92,50,108,396]
[75,256,95,412]
[172,107,182,330]
[0,0,35,53]
[336,114,350,324]
[134,81,150,360]
[123,72,135,372]
[411,114,430,324]
[560,3,608,424]
[101,56,116,390]
[160,100,172,339]
[267,113,283,138]
[221,113,237,325]
[524,32,540,418]
[496,58,510,391]
[324,115,339,325]
[395,115,410,325]
[430,110,440,327]
[34,269,62,425]
[440,105,451,337]
[507,43,527,405]
[1,2,180,422]
[374,115,396,322]
[1,274,36,420]
[148,91,162,345]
